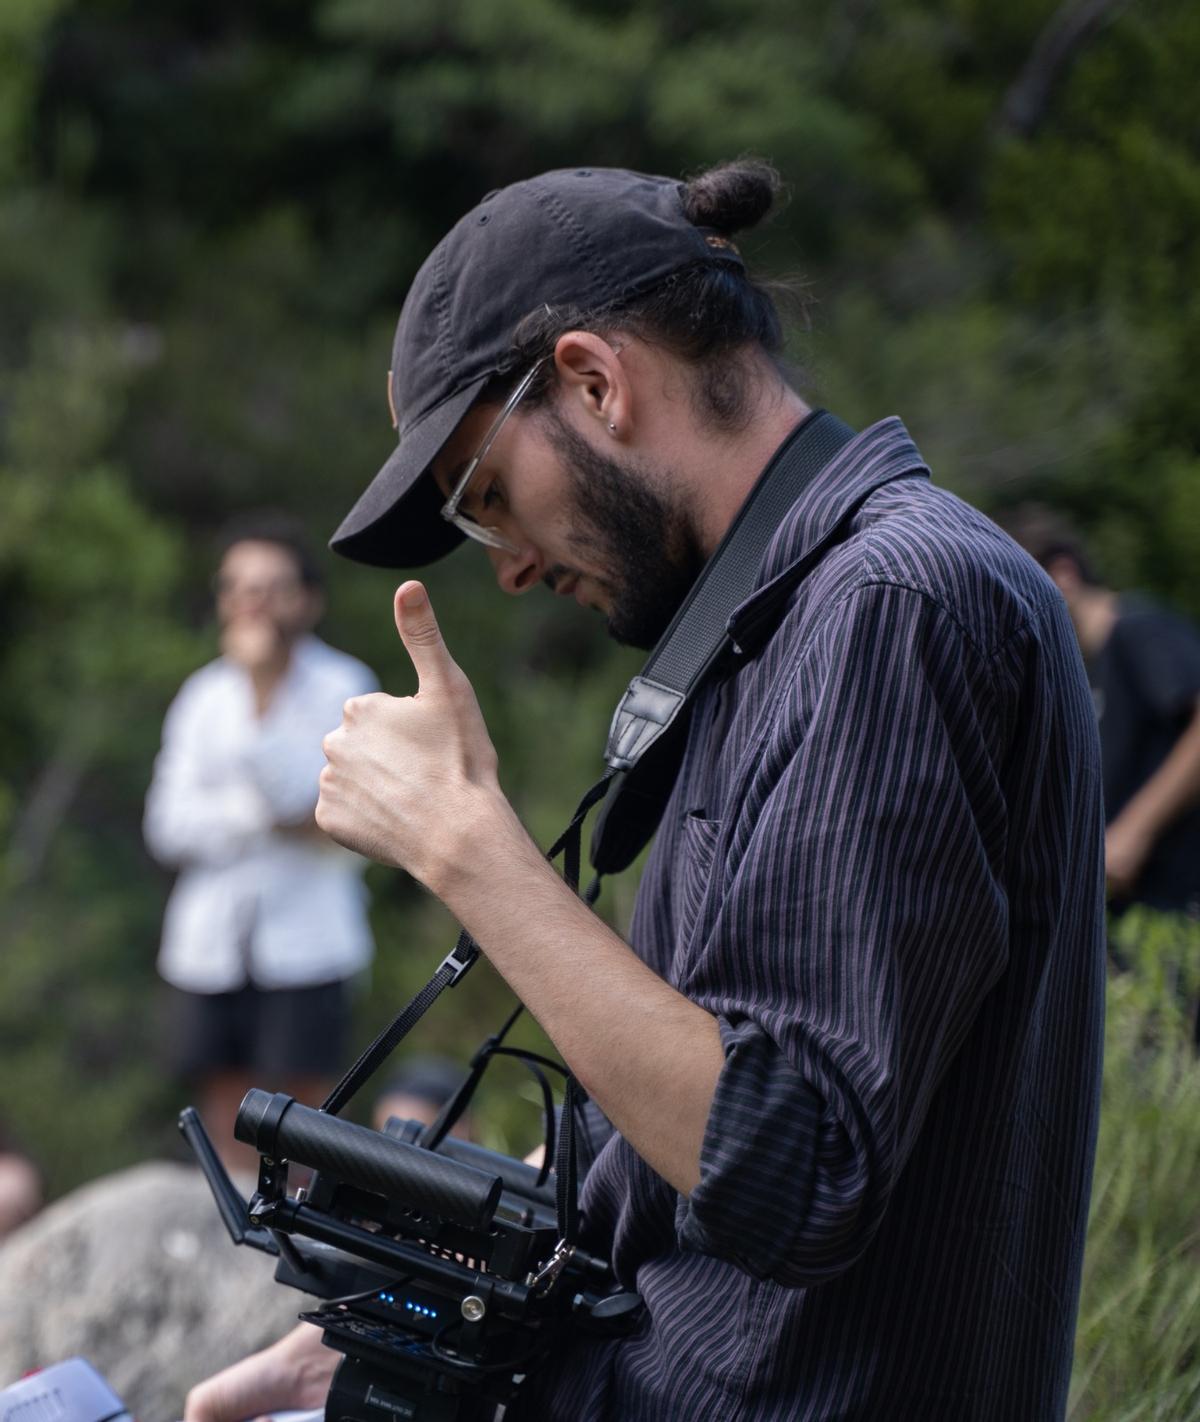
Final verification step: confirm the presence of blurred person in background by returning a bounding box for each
[144,513,378,1175]
[370,1054,475,1140]
[1009,507,1200,919]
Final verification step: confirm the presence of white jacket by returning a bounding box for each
[144,636,377,992]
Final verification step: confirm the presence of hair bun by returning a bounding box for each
[683,159,781,238]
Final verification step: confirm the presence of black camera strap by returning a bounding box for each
[588,407,858,876]
[319,771,611,1123]
[319,409,863,1252]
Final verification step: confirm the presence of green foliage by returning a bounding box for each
[1070,913,1200,1421]
[0,0,67,186]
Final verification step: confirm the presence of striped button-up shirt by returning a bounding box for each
[513,418,1105,1421]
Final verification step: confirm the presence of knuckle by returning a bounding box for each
[345,692,378,720]
[409,622,443,648]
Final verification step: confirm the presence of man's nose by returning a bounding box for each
[488,539,544,595]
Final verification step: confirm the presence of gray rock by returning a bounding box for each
[0,1162,314,1422]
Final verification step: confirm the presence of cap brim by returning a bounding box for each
[329,375,489,568]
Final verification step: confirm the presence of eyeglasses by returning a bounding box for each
[213,573,304,600]
[440,357,549,554]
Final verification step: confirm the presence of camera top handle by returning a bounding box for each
[236,1089,503,1231]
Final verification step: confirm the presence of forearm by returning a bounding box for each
[1112,702,1200,841]
[432,791,724,1198]
[143,778,273,865]
[183,1322,335,1422]
[314,584,723,1196]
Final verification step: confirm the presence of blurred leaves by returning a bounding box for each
[1070,912,1200,1420]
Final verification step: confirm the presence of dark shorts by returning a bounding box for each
[166,979,352,1078]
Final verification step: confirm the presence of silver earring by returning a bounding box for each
[608,421,617,433]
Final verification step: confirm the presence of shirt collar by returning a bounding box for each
[727,416,930,651]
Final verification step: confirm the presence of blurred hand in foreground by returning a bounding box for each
[183,1323,335,1422]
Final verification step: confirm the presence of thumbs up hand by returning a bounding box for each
[317,582,503,887]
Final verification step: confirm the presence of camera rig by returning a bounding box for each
[181,815,645,1422]
[182,776,645,1421]
[184,1078,641,1422]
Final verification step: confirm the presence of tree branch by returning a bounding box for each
[996,0,1135,139]
[7,728,98,887]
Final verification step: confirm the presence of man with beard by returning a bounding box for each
[186,163,1105,1420]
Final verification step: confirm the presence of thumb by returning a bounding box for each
[394,580,459,691]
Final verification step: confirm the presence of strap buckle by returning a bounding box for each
[438,940,477,986]
[528,1238,576,1294]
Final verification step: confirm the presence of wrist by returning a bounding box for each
[287,1328,338,1408]
[424,785,542,907]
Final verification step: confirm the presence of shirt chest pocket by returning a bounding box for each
[675,810,723,953]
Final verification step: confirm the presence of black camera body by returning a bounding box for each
[183,1090,641,1422]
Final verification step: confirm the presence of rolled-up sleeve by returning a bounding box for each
[144,683,274,867]
[676,582,1011,1287]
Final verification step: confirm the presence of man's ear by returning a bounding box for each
[551,332,630,437]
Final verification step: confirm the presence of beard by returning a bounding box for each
[543,415,707,650]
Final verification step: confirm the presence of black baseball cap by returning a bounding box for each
[330,166,744,569]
